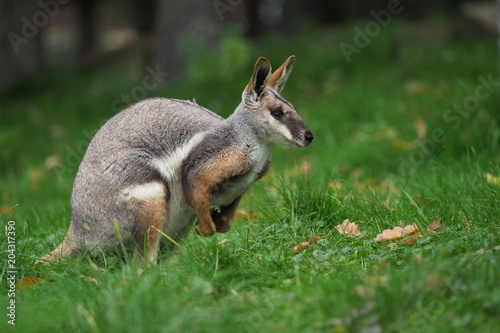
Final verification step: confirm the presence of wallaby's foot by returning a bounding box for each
[35,238,77,265]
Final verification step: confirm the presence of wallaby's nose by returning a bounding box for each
[305,130,314,144]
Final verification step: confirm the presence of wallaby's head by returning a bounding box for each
[241,56,313,147]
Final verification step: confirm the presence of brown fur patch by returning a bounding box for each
[187,149,249,236]
[134,181,167,263]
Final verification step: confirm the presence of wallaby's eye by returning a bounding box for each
[271,109,284,119]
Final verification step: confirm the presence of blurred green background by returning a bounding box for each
[1,2,500,332]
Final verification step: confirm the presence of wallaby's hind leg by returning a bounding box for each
[133,191,168,264]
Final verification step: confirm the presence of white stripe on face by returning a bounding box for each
[276,123,293,142]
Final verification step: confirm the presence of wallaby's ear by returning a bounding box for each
[245,57,272,100]
[267,55,296,93]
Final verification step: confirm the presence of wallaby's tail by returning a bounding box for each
[35,229,79,265]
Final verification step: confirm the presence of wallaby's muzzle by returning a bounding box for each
[304,130,314,145]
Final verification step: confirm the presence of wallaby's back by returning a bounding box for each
[71,98,222,248]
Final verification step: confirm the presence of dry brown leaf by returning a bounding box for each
[392,138,416,150]
[427,218,442,233]
[388,234,421,249]
[462,215,475,231]
[0,205,15,217]
[16,276,43,291]
[405,80,427,95]
[28,168,45,182]
[414,118,427,139]
[28,167,46,190]
[374,224,420,242]
[235,209,255,222]
[80,274,100,286]
[49,124,65,139]
[286,160,311,177]
[484,172,500,186]
[351,285,374,297]
[293,235,319,253]
[335,219,361,237]
[388,242,399,250]
[44,155,60,170]
[328,180,344,190]
[398,235,419,245]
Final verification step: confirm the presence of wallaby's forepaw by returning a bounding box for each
[196,220,217,236]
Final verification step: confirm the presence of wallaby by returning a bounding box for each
[39,56,313,264]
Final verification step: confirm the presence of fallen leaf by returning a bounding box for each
[49,124,65,140]
[235,209,255,222]
[218,238,229,247]
[293,235,319,253]
[392,138,416,150]
[462,215,475,231]
[328,180,344,190]
[425,274,446,291]
[298,160,311,176]
[80,275,100,286]
[286,160,311,177]
[351,285,374,297]
[0,205,15,217]
[16,276,43,291]
[398,235,419,245]
[335,219,361,237]
[383,126,398,139]
[44,155,60,170]
[374,224,420,242]
[404,80,427,95]
[414,118,427,139]
[28,167,46,190]
[484,172,500,186]
[28,168,45,182]
[427,218,442,233]
[388,233,421,249]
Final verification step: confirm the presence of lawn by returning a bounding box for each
[1,17,500,332]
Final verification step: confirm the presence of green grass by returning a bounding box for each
[1,17,500,332]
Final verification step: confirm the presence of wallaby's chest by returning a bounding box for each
[212,144,271,206]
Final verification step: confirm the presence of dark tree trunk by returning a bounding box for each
[246,0,261,37]
[133,0,157,66]
[0,1,43,89]
[77,0,96,63]
[154,0,218,77]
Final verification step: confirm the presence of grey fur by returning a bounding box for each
[41,56,313,263]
